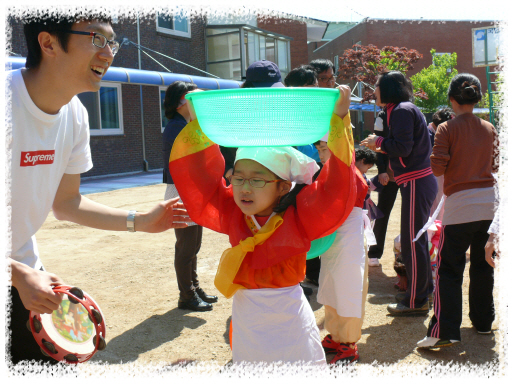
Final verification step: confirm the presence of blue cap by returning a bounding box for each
[245,60,284,88]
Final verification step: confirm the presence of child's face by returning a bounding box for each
[315,141,331,164]
[232,159,291,216]
[355,159,374,174]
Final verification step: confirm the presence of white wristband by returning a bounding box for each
[127,210,137,232]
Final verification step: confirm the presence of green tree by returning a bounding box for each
[410,49,458,113]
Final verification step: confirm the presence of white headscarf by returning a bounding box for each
[235,146,320,185]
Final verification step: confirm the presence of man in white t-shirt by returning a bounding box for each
[6,13,189,365]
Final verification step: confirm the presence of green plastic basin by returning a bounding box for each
[185,88,339,147]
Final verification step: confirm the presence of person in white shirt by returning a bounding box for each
[7,13,189,365]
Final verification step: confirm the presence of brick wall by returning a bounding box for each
[257,16,309,68]
[84,84,144,176]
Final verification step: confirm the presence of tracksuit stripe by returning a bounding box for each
[409,180,418,307]
[431,225,445,338]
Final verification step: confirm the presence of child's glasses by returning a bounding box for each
[229,175,281,188]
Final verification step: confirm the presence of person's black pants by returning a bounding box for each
[368,181,399,259]
[7,285,59,365]
[174,225,203,300]
[427,220,494,341]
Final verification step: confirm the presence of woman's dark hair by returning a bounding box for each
[376,70,414,104]
[355,147,378,165]
[447,73,482,105]
[163,81,198,119]
[240,80,255,88]
[23,12,112,69]
[273,169,322,213]
[432,107,454,127]
[284,65,317,87]
[309,59,334,74]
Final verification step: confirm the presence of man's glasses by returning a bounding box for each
[318,75,336,84]
[64,31,120,56]
[229,175,281,188]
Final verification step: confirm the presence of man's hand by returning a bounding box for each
[485,233,498,268]
[135,197,190,233]
[10,259,64,314]
[334,85,352,119]
[378,173,389,186]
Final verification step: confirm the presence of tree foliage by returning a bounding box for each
[337,44,426,102]
[410,49,458,113]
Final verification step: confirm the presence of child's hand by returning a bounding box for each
[185,89,203,121]
[334,85,352,119]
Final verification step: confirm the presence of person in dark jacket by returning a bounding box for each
[361,71,437,316]
[163,81,218,312]
[367,109,400,268]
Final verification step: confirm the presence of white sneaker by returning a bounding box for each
[368,258,380,267]
[417,336,460,349]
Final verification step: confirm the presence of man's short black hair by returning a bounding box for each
[376,70,413,104]
[309,59,334,74]
[355,147,377,165]
[284,65,317,87]
[23,12,112,69]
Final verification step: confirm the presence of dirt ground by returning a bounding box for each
[34,167,503,375]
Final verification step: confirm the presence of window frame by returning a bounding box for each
[206,25,292,81]
[160,86,168,133]
[156,13,192,39]
[87,82,124,137]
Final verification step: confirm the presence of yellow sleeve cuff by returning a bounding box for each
[170,119,215,162]
[327,113,354,167]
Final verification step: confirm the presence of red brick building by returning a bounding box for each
[308,18,497,135]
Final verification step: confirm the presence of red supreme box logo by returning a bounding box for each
[20,150,56,166]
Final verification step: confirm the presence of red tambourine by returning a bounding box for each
[27,285,107,364]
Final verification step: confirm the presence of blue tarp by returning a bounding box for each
[349,102,381,112]
[6,57,241,90]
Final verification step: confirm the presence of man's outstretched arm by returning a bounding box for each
[52,173,190,233]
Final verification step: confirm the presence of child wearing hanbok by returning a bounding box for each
[169,86,356,365]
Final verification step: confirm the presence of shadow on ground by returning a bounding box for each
[91,308,207,364]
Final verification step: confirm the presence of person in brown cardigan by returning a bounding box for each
[417,73,499,349]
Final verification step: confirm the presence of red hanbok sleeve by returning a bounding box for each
[295,113,358,241]
[169,119,236,235]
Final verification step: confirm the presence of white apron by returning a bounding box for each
[232,284,326,365]
[317,207,366,318]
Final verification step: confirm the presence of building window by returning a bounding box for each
[156,13,191,38]
[206,25,291,81]
[77,82,123,136]
[160,88,169,132]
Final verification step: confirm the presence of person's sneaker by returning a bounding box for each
[417,336,460,349]
[329,343,359,364]
[178,292,213,312]
[195,287,218,303]
[368,258,380,267]
[387,302,429,316]
[321,334,340,354]
[477,329,493,334]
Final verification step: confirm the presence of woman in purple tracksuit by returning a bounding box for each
[361,71,437,316]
